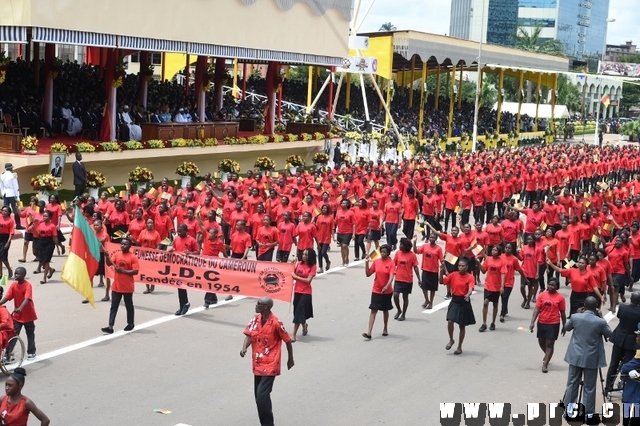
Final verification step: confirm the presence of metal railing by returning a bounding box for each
[222,86,384,132]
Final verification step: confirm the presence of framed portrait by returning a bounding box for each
[49,153,66,182]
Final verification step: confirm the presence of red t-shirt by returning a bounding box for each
[127,219,146,242]
[606,245,630,275]
[393,250,418,283]
[0,395,29,426]
[137,229,161,249]
[522,209,546,233]
[0,216,15,236]
[296,222,317,250]
[315,214,334,244]
[371,257,396,294]
[256,226,279,256]
[277,222,297,252]
[561,268,597,293]
[368,208,383,231]
[482,256,504,292]
[443,272,475,296]
[500,253,521,288]
[440,233,465,257]
[293,262,317,295]
[384,201,402,224]
[110,251,140,293]
[36,221,57,238]
[335,208,355,234]
[485,223,504,246]
[230,231,252,255]
[519,245,539,279]
[202,237,225,257]
[154,214,174,240]
[401,197,419,220]
[354,207,370,235]
[535,291,566,324]
[5,281,37,323]
[416,243,443,273]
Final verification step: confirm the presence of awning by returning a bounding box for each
[187,42,341,66]
[0,26,27,43]
[119,36,186,53]
[494,102,571,119]
[32,27,116,47]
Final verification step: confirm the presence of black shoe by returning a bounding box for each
[101,327,113,334]
[489,323,496,331]
[179,303,190,315]
[175,307,184,316]
[479,324,487,332]
[15,226,25,230]
[124,324,135,331]
[204,302,210,310]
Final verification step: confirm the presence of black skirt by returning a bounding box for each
[537,322,560,340]
[96,252,106,276]
[394,281,413,294]
[369,292,393,311]
[446,295,476,326]
[421,271,439,291]
[0,234,9,261]
[293,293,313,324]
[39,237,55,263]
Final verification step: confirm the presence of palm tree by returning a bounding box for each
[511,26,566,57]
[379,22,397,31]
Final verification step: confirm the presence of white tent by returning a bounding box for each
[493,102,571,119]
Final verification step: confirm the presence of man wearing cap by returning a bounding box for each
[174,108,188,123]
[0,164,22,230]
[606,291,640,397]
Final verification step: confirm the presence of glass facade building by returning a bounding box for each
[449,0,610,60]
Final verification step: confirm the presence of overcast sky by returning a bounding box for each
[357,0,635,46]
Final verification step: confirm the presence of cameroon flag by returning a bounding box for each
[61,206,101,307]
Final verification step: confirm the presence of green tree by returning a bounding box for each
[621,82,640,115]
[379,22,397,31]
[480,82,497,108]
[556,74,581,113]
[511,26,566,57]
[619,54,640,64]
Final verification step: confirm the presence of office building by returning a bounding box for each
[449,0,610,60]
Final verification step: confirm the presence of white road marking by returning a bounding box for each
[174,424,192,426]
[20,296,246,367]
[604,311,615,323]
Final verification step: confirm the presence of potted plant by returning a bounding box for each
[49,143,69,154]
[86,170,107,198]
[286,155,305,174]
[21,136,38,154]
[176,161,200,188]
[312,152,330,169]
[30,173,60,203]
[254,156,276,175]
[128,166,154,189]
[218,159,240,182]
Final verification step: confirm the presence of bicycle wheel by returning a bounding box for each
[0,336,25,376]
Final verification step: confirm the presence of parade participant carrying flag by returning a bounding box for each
[61,206,101,307]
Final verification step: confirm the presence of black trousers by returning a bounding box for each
[254,375,276,426]
[402,219,415,239]
[318,243,330,269]
[443,209,456,231]
[12,320,35,355]
[460,209,471,225]
[605,344,635,392]
[74,184,85,198]
[109,291,134,327]
[500,287,513,317]
[178,289,189,307]
[354,234,366,259]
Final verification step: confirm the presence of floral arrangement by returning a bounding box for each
[300,133,313,141]
[147,139,166,149]
[113,59,126,88]
[128,166,154,183]
[75,142,96,153]
[255,156,276,171]
[202,65,215,91]
[341,153,351,163]
[176,161,200,177]
[30,174,60,192]
[0,51,8,85]
[314,132,326,141]
[312,152,330,164]
[141,64,155,81]
[344,131,363,141]
[21,136,39,152]
[370,131,384,140]
[272,134,285,143]
[124,141,144,150]
[49,143,69,153]
[203,138,217,147]
[248,135,269,145]
[86,170,107,188]
[49,58,63,80]
[100,142,122,152]
[275,123,286,133]
[286,155,305,167]
[287,134,298,142]
[224,137,249,145]
[218,159,240,173]
[170,138,197,148]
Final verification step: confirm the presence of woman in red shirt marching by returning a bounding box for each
[314,205,334,273]
[529,278,567,373]
[414,233,443,310]
[440,257,476,355]
[0,368,50,426]
[335,199,355,267]
[363,244,395,340]
[392,238,420,321]
[35,211,59,285]
[479,246,505,332]
[291,249,317,342]
[353,199,370,261]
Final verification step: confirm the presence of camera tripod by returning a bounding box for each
[560,368,607,422]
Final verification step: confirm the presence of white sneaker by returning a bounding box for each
[27,354,36,360]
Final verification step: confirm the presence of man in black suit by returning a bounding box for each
[605,291,640,396]
[333,141,342,167]
[72,153,87,198]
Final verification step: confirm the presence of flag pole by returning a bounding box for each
[593,77,601,145]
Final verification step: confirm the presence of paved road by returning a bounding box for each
[0,229,620,426]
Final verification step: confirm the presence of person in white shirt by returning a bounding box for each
[0,164,22,229]
[183,107,193,123]
[61,102,83,136]
[121,106,142,141]
[174,108,188,123]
